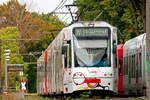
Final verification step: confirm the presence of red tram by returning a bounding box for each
[117,44,124,95]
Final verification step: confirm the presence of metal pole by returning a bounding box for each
[146,0,150,97]
[4,56,8,89]
[0,40,1,92]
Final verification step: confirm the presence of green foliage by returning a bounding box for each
[80,91,91,98]
[129,97,145,100]
[147,60,150,73]
[0,27,27,89]
[23,13,65,93]
[74,0,145,43]
[0,0,65,93]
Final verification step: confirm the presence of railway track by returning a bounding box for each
[0,93,148,100]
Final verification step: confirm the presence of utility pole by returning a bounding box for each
[146,0,150,97]
[4,49,10,90]
[4,56,8,89]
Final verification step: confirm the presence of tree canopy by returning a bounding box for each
[0,27,27,88]
[0,0,65,92]
[74,0,145,43]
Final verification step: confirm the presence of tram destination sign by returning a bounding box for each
[74,28,109,37]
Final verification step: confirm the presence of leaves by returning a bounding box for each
[74,0,145,43]
[0,27,26,88]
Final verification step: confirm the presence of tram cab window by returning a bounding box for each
[73,27,111,67]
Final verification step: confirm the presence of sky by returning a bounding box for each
[0,0,76,23]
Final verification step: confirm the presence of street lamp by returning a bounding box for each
[4,49,11,89]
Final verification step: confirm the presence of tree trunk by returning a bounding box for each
[129,0,140,36]
[146,0,150,97]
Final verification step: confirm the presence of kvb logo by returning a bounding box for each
[20,79,27,93]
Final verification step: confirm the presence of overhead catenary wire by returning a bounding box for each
[63,8,77,23]
[51,0,64,13]
[51,0,68,14]
[50,0,130,23]
[57,0,68,10]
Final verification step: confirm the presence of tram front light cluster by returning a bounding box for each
[104,73,113,76]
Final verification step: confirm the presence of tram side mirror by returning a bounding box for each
[113,40,116,53]
[62,40,70,54]
[63,40,71,45]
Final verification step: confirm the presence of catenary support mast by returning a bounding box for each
[146,0,150,97]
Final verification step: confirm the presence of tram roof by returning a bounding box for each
[124,33,146,48]
[123,33,146,55]
[66,21,116,29]
[118,44,124,50]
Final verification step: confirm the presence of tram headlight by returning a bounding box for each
[110,73,113,76]
[104,73,113,76]
[104,73,107,76]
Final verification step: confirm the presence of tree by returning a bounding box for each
[0,0,41,39]
[0,27,27,89]
[0,0,59,46]
[20,13,65,93]
[74,0,145,43]
[0,0,66,92]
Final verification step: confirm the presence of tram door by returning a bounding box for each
[117,44,124,94]
[62,43,72,93]
[118,57,124,94]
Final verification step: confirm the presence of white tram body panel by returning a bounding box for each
[37,54,45,95]
[37,21,118,95]
[123,33,146,95]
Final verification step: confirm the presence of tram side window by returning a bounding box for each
[113,40,117,67]
[123,56,128,75]
[133,55,135,78]
[127,56,129,75]
[69,45,72,68]
[139,52,142,77]
[63,45,72,68]
[64,47,68,68]
[129,55,131,83]
[119,59,123,75]
[131,55,134,78]
[123,57,125,75]
[55,51,58,69]
[135,53,138,78]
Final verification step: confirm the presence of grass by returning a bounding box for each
[0,93,50,100]
[1,93,150,100]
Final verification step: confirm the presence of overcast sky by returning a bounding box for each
[0,0,75,23]
[0,0,73,13]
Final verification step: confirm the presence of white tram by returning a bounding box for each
[37,21,118,95]
[123,33,147,95]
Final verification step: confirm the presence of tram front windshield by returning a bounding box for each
[73,27,111,67]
